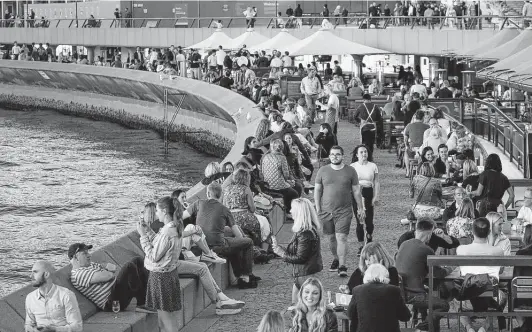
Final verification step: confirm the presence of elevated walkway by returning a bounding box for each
[0,26,498,56]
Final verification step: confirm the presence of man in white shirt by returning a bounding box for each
[215,45,226,72]
[282,51,292,68]
[456,217,505,332]
[323,84,340,134]
[12,41,21,60]
[300,67,322,123]
[269,53,283,68]
[25,261,82,332]
[517,188,532,223]
[410,78,428,99]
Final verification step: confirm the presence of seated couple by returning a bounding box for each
[68,212,244,316]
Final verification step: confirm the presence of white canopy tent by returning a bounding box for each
[249,29,301,52]
[229,28,269,49]
[286,29,389,56]
[186,29,234,50]
[456,28,520,58]
[473,28,532,61]
[479,44,532,76]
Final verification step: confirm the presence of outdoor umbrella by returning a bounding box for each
[456,28,520,58]
[187,29,234,50]
[229,28,269,49]
[473,28,532,61]
[249,29,300,52]
[286,28,389,56]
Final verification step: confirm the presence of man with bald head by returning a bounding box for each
[25,260,82,332]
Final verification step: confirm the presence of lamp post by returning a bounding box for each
[75,0,78,27]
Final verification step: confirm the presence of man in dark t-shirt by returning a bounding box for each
[396,218,450,332]
[183,182,257,289]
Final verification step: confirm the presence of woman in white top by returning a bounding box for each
[350,144,380,252]
[486,211,511,256]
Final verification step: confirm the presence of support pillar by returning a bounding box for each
[86,46,95,65]
[413,55,421,70]
[428,56,440,85]
[350,54,364,78]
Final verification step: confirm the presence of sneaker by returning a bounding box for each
[211,252,226,264]
[287,305,296,311]
[250,274,262,281]
[415,321,429,331]
[338,265,348,277]
[237,278,258,289]
[200,253,226,264]
[477,328,486,332]
[216,299,245,310]
[329,259,339,272]
[366,233,373,244]
[215,308,242,316]
[136,305,157,314]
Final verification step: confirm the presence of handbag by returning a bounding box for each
[407,176,432,221]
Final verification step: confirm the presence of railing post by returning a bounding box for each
[459,99,464,124]
[510,128,514,164]
[495,109,499,147]
[487,107,491,142]
[473,99,478,135]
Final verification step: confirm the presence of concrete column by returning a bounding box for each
[413,54,421,70]
[351,54,364,78]
[428,56,440,85]
[86,46,95,64]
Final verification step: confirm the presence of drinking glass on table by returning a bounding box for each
[112,301,120,318]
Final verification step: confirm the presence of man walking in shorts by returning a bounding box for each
[314,145,365,277]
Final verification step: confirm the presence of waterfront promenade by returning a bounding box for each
[185,120,413,332]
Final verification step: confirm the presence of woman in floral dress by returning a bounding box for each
[446,197,475,244]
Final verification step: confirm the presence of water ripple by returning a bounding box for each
[0,108,217,297]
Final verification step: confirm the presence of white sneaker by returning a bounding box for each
[215,308,242,316]
[477,327,486,332]
[212,252,226,264]
[200,253,226,264]
[287,305,296,311]
[216,299,245,309]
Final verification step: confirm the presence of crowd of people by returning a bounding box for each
[12,23,532,332]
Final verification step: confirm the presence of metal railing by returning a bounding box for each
[473,98,528,177]
[0,14,527,30]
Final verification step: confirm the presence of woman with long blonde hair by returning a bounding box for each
[462,159,480,192]
[486,211,511,256]
[289,277,338,332]
[257,310,285,332]
[339,242,398,294]
[272,198,323,305]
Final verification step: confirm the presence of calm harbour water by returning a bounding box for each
[0,108,217,297]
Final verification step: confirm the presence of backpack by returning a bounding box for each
[360,103,377,132]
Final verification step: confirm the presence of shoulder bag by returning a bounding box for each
[406,176,431,221]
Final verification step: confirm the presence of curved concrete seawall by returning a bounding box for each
[0,60,261,332]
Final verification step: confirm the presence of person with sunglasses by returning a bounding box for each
[69,243,155,314]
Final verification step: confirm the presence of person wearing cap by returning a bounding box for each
[69,243,154,314]
[353,94,383,155]
[25,260,82,332]
[300,67,322,124]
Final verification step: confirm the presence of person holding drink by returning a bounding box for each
[138,196,183,332]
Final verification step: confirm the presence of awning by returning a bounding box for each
[479,44,532,75]
[229,28,269,49]
[186,29,233,50]
[286,28,389,56]
[473,28,532,61]
[249,29,300,52]
[456,28,520,58]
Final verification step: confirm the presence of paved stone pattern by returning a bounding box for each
[205,120,413,331]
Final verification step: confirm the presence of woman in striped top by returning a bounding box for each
[350,144,380,255]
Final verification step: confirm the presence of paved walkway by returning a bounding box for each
[184,120,416,332]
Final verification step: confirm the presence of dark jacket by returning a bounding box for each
[347,267,399,294]
[257,56,270,67]
[347,283,411,332]
[284,229,323,278]
[315,132,337,159]
[397,230,460,252]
